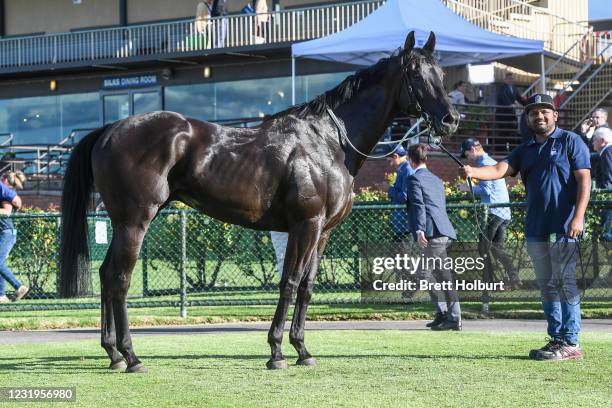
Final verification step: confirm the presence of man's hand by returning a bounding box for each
[567,217,584,239]
[417,230,428,248]
[462,165,473,179]
[580,120,591,135]
[11,195,22,211]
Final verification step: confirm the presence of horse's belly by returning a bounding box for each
[173,189,275,231]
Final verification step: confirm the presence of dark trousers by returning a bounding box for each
[478,214,519,282]
[494,107,517,154]
[418,237,461,322]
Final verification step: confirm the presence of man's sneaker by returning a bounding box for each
[426,312,447,328]
[535,342,583,361]
[0,295,10,304]
[14,286,29,301]
[528,338,562,359]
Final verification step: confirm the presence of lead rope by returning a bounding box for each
[325,106,428,159]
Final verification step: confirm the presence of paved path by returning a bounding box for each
[1,319,611,344]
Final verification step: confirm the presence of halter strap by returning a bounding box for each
[326,106,427,159]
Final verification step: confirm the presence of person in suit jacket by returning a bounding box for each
[593,127,612,190]
[406,144,461,330]
[495,73,527,152]
[593,127,612,269]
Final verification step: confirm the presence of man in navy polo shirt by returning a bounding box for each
[463,94,591,361]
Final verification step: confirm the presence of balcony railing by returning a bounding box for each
[443,0,589,60]
[0,0,383,71]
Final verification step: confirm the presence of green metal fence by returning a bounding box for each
[1,199,610,312]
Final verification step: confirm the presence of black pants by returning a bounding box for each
[418,237,461,321]
[494,107,517,154]
[478,214,518,282]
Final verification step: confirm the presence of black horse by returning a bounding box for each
[59,31,458,372]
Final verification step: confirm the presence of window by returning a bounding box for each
[0,93,99,145]
[164,72,352,122]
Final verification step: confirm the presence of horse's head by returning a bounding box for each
[397,31,459,137]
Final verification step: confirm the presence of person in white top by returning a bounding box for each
[448,81,467,105]
[254,0,269,44]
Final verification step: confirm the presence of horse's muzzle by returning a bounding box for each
[437,111,460,136]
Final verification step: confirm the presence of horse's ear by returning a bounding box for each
[423,31,436,53]
[404,31,415,54]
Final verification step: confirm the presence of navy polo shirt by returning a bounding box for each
[505,127,590,237]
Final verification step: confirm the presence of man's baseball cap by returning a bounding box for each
[524,93,556,113]
[460,138,481,158]
[387,144,407,156]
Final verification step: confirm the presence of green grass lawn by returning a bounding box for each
[1,330,611,408]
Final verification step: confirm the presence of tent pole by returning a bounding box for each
[540,52,546,93]
[291,56,296,105]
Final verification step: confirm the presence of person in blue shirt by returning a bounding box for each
[459,138,521,289]
[463,94,591,361]
[0,171,28,303]
[386,144,414,242]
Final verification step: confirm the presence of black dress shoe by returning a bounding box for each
[426,312,447,328]
[431,320,462,331]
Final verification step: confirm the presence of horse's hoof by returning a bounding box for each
[109,360,127,370]
[266,359,288,370]
[125,363,148,374]
[296,357,317,366]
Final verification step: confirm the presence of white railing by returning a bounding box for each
[443,0,589,60]
[0,1,383,70]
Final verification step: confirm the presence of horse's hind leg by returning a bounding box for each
[102,206,157,373]
[100,237,127,370]
[267,218,322,369]
[289,232,329,366]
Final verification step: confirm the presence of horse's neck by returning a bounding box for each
[335,88,397,174]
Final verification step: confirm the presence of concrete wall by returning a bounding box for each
[3,0,314,34]
[128,0,274,24]
[5,0,119,35]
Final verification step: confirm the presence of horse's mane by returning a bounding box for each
[265,52,404,122]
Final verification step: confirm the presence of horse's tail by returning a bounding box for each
[59,125,109,298]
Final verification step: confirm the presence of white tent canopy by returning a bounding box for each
[290,0,545,102]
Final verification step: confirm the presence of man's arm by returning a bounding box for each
[567,169,591,238]
[407,177,429,248]
[406,177,426,232]
[11,195,21,210]
[463,161,514,181]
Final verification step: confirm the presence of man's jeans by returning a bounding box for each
[0,229,21,296]
[526,235,581,345]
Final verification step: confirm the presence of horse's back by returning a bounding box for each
[91,111,199,218]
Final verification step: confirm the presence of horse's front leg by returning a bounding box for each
[289,232,329,366]
[267,218,322,370]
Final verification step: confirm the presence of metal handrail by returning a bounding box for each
[521,32,589,97]
[559,55,612,109]
[443,0,588,57]
[0,0,383,70]
[507,0,585,29]
[0,133,13,146]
